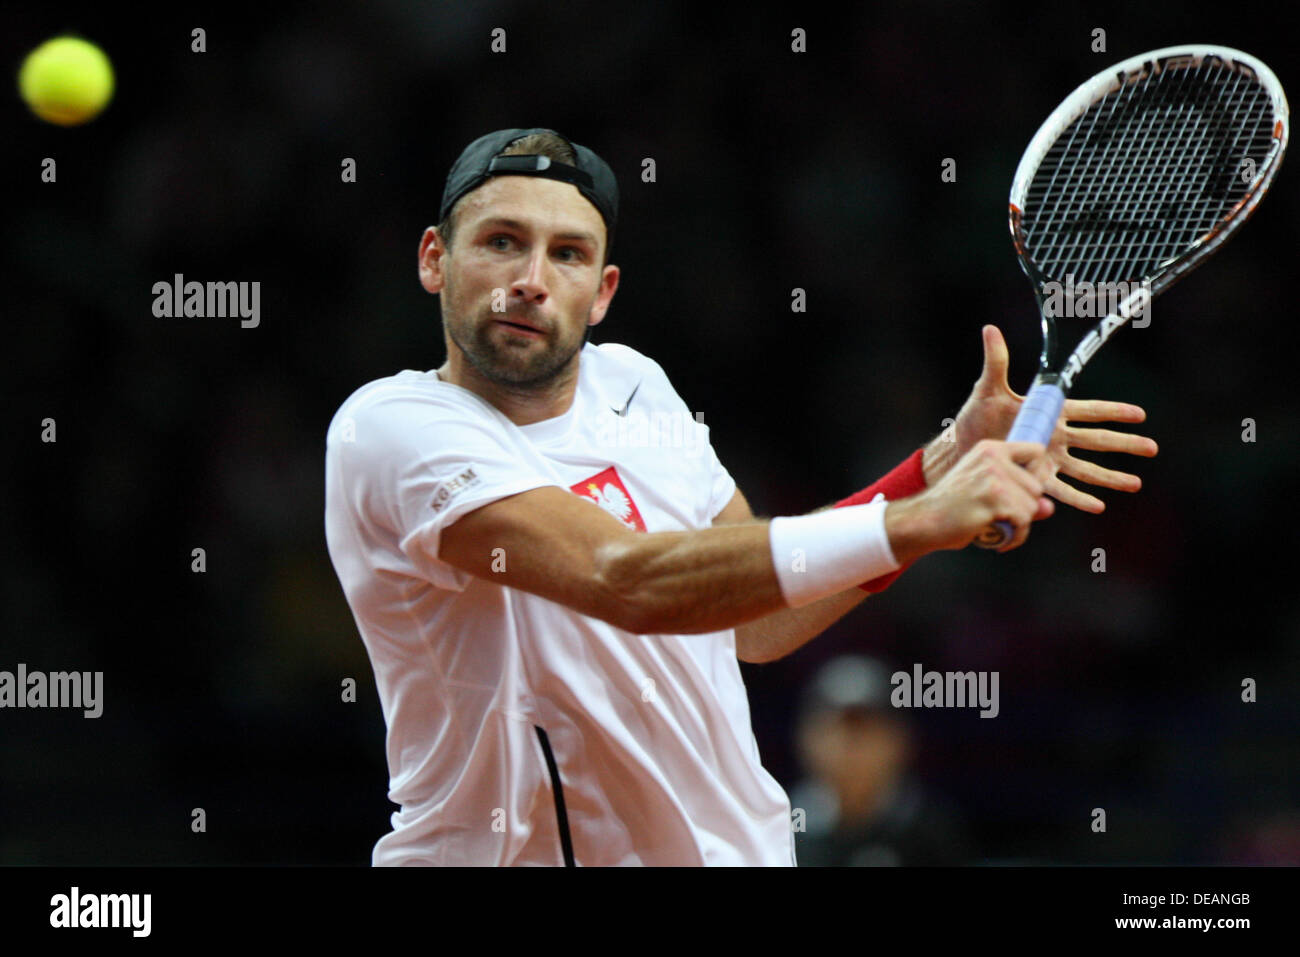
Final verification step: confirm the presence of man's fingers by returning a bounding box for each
[958,440,1058,550]
[1045,475,1105,513]
[973,440,1049,497]
[997,495,1054,552]
[1060,398,1147,424]
[1002,456,1048,502]
[1062,425,1159,458]
[960,399,1149,547]
[1029,455,1059,485]
[1003,440,1054,468]
[1057,454,1143,492]
[996,474,1045,533]
[978,324,1011,387]
[997,504,1037,551]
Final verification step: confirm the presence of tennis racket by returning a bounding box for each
[976,44,1289,548]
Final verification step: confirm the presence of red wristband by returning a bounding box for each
[834,447,927,592]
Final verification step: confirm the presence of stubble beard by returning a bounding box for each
[442,283,587,389]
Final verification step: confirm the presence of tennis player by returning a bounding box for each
[323,128,1157,866]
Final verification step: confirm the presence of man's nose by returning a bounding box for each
[512,248,549,304]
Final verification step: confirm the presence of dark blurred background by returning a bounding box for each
[3,0,1297,865]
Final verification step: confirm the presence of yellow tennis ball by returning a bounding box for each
[18,36,115,126]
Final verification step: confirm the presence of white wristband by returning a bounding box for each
[768,501,899,608]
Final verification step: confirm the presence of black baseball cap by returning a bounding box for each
[439,128,619,245]
[802,655,895,717]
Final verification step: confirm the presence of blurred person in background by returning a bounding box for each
[792,655,973,865]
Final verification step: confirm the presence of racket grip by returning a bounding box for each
[974,379,1065,549]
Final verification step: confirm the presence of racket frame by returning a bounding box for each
[976,44,1289,548]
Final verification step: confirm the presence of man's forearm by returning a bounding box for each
[734,587,870,664]
[599,503,896,636]
[596,521,788,635]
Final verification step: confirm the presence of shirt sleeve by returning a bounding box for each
[334,387,563,591]
[700,427,738,523]
[636,352,736,525]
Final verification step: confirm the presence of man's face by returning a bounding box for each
[431,175,616,388]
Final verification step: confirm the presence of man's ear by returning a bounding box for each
[586,263,620,329]
[418,227,447,295]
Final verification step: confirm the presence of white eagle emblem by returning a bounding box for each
[586,482,635,526]
[570,467,646,532]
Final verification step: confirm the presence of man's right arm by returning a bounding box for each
[435,439,1054,635]
[437,484,786,635]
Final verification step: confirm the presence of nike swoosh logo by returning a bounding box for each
[611,381,641,417]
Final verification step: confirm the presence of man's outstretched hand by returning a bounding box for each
[923,324,1159,513]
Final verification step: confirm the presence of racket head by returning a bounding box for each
[975,47,1288,550]
[1008,45,1289,359]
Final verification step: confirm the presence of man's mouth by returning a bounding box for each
[493,318,545,337]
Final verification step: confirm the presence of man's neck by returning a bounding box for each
[437,355,580,427]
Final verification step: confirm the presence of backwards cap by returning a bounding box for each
[440,128,619,243]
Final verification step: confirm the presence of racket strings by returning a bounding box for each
[1052,64,1192,285]
[1041,62,1269,282]
[1023,56,1277,290]
[1089,64,1229,285]
[1106,65,1225,282]
[1034,60,1259,276]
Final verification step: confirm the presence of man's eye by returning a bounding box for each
[556,247,583,261]
[488,235,514,250]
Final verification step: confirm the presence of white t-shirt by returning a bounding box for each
[324,341,795,866]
